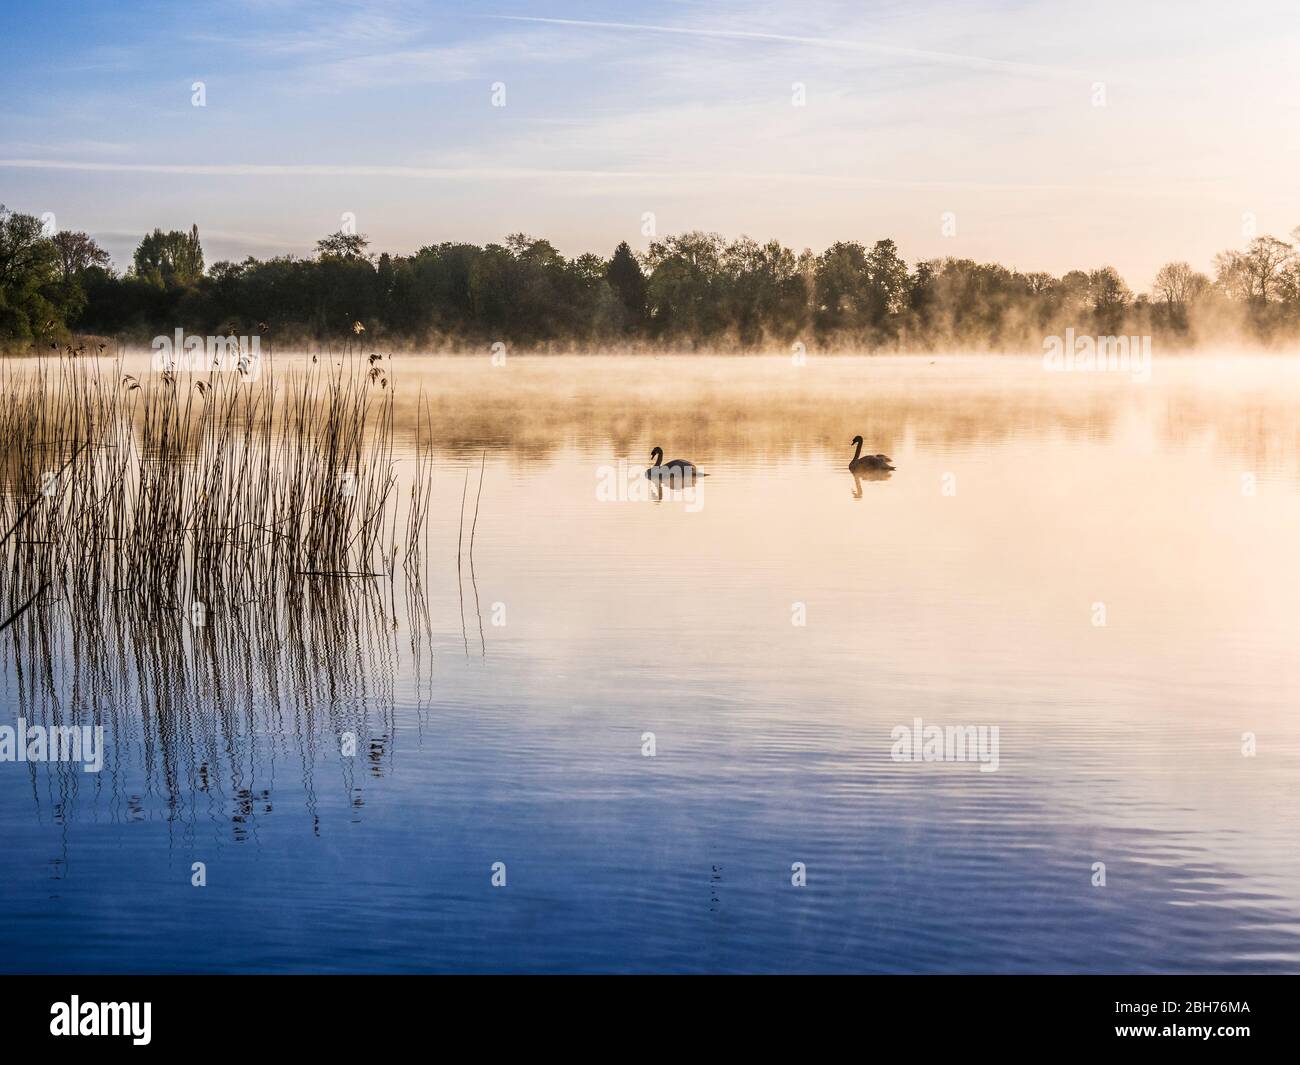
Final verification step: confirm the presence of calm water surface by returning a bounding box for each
[2,354,1299,973]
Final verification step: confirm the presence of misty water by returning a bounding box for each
[2,354,1299,973]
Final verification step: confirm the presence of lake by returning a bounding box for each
[2,353,1299,973]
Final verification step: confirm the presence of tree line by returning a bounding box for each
[3,203,1299,352]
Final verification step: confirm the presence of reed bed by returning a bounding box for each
[0,354,433,627]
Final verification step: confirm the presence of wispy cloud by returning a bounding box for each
[0,157,1205,199]
[186,7,598,92]
[303,25,604,90]
[486,14,1106,82]
[0,140,134,157]
[0,158,672,180]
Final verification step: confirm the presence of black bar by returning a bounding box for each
[0,975,1292,1051]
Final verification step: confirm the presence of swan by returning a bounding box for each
[646,446,706,482]
[849,436,894,472]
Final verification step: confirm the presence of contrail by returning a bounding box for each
[487,14,1099,81]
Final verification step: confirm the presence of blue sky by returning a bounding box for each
[1,0,1296,286]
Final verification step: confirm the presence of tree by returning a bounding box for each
[505,233,562,267]
[571,252,607,285]
[133,224,204,285]
[722,236,806,345]
[1024,272,1056,296]
[644,232,728,340]
[374,251,396,318]
[51,231,110,283]
[1277,231,1300,308]
[908,259,936,324]
[0,204,64,340]
[0,205,55,290]
[605,241,647,323]
[810,239,909,339]
[812,241,869,336]
[863,238,910,326]
[1215,236,1292,303]
[315,230,371,260]
[1152,261,1208,307]
[1087,266,1131,330]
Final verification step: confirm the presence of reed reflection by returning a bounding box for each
[2,571,433,845]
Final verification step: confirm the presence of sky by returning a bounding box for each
[1,0,1297,288]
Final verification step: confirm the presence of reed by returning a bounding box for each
[0,353,433,623]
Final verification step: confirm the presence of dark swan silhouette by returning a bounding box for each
[646,446,707,482]
[848,435,894,472]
